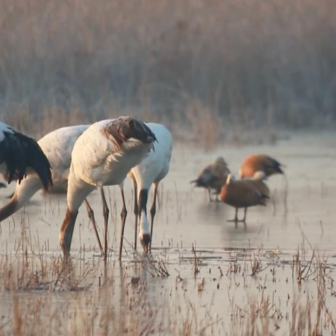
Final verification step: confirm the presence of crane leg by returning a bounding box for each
[149,183,158,251]
[59,209,78,258]
[84,199,103,255]
[133,180,139,250]
[118,188,128,260]
[100,188,109,262]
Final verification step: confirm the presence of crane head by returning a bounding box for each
[140,233,151,254]
[104,116,158,151]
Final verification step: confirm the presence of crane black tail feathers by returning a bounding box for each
[0,131,53,191]
[24,136,53,191]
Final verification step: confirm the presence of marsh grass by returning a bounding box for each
[1,228,336,335]
[1,0,336,148]
[0,155,336,334]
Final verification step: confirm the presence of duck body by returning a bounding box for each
[239,154,284,179]
[191,157,230,200]
[243,171,270,197]
[220,174,269,222]
[220,180,268,209]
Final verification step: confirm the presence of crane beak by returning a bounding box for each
[140,234,151,254]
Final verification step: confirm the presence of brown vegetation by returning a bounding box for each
[1,235,336,335]
[0,0,335,146]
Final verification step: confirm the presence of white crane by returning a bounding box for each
[0,124,107,253]
[59,116,157,261]
[125,123,172,254]
[0,125,88,214]
[0,121,52,191]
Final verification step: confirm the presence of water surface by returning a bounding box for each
[0,131,335,335]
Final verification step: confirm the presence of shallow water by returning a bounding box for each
[0,131,336,335]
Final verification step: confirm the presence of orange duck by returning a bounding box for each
[220,174,269,222]
[239,154,284,179]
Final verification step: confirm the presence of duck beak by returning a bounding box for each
[140,234,151,254]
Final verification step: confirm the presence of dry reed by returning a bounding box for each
[0,0,335,148]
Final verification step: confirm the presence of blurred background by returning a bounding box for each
[0,0,335,147]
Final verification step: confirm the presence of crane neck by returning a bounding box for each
[138,189,150,237]
[139,189,148,214]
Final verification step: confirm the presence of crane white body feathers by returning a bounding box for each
[127,123,173,251]
[60,117,157,259]
[39,125,89,187]
[68,119,154,208]
[0,125,89,221]
[129,123,172,189]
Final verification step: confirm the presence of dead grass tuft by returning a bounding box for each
[1,0,336,146]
